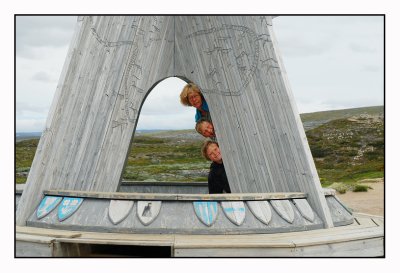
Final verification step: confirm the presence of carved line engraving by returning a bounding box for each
[187,24,277,96]
[117,16,162,126]
[131,16,162,48]
[111,118,128,134]
[90,27,133,48]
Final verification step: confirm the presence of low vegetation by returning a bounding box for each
[16,106,384,191]
[123,135,209,182]
[306,113,384,187]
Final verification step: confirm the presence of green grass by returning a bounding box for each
[307,116,384,186]
[15,107,384,185]
[122,135,209,182]
[16,139,38,184]
[353,184,370,192]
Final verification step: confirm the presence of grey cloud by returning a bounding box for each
[16,102,49,116]
[321,98,382,110]
[362,65,381,72]
[349,43,377,54]
[279,37,332,58]
[31,71,55,82]
[16,16,76,59]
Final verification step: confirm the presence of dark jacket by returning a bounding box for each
[208,162,231,194]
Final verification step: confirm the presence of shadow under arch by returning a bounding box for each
[118,76,212,194]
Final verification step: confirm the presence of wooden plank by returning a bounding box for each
[174,237,383,257]
[173,226,383,249]
[353,215,378,227]
[108,200,134,225]
[17,226,82,238]
[16,236,55,257]
[44,189,306,201]
[16,223,383,257]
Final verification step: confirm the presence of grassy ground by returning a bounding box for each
[306,116,384,187]
[123,135,209,182]
[15,107,384,187]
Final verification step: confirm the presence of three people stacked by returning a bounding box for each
[180,83,231,194]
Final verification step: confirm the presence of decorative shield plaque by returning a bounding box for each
[247,200,272,225]
[36,196,62,219]
[137,201,162,226]
[58,197,84,222]
[193,201,218,227]
[270,200,295,224]
[108,200,134,225]
[221,201,246,226]
[293,199,315,222]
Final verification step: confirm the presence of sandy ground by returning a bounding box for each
[333,179,384,216]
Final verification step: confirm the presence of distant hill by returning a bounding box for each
[16,132,42,142]
[305,113,383,184]
[300,105,383,131]
[16,106,384,141]
[16,105,384,184]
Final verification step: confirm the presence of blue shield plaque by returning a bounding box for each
[36,196,62,219]
[193,201,218,227]
[221,201,246,226]
[58,197,84,222]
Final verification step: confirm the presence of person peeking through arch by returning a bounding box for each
[201,140,231,194]
[180,83,211,122]
[195,118,216,140]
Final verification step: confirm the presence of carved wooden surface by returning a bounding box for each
[16,212,383,257]
[17,16,333,229]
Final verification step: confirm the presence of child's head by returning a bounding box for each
[195,119,215,138]
[201,140,222,164]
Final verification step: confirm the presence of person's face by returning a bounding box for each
[200,122,215,137]
[188,91,202,109]
[206,143,222,164]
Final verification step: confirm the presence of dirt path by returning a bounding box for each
[333,179,384,216]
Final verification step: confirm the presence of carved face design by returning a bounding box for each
[188,91,202,109]
[207,143,222,164]
[200,121,215,138]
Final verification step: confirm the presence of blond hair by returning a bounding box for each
[180,83,202,106]
[201,139,219,161]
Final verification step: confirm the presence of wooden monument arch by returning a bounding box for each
[16,16,385,257]
[17,16,333,226]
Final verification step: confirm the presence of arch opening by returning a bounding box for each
[119,77,214,194]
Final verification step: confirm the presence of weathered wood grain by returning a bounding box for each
[16,212,383,257]
[17,16,333,229]
[44,189,307,201]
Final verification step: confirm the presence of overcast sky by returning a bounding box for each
[15,15,383,132]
